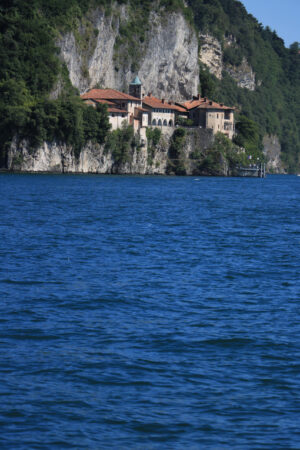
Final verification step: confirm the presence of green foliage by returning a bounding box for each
[199,132,246,174]
[190,0,300,172]
[233,115,264,161]
[105,123,134,166]
[0,79,33,146]
[146,127,161,165]
[167,128,187,175]
[83,103,111,144]
[24,99,110,157]
[146,127,161,147]
[176,116,194,127]
[0,0,111,163]
[0,2,60,96]
[199,64,216,98]
[0,0,299,171]
[223,47,243,66]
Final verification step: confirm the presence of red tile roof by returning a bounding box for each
[135,106,149,112]
[181,97,234,111]
[81,89,141,102]
[108,108,128,114]
[93,99,115,105]
[134,106,149,119]
[143,95,183,111]
[173,104,188,113]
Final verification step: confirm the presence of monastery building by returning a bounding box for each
[81,77,235,141]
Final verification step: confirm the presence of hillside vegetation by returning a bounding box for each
[191,0,300,171]
[0,0,299,171]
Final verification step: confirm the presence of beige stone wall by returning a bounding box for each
[205,110,234,139]
[139,127,147,146]
[223,111,234,140]
[133,119,140,132]
[150,110,175,127]
[206,110,224,133]
[128,100,142,115]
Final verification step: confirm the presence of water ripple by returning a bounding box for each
[0,174,299,448]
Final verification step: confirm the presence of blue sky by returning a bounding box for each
[241,0,299,47]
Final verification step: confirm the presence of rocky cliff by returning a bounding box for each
[224,57,256,91]
[54,6,287,173]
[1,0,297,174]
[58,7,199,101]
[199,33,256,91]
[7,129,216,175]
[199,34,223,79]
[263,135,286,174]
[59,11,257,98]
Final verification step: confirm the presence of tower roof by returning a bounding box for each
[130,76,142,85]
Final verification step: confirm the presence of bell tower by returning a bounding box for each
[129,76,142,99]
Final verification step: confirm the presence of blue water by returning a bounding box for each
[0,174,299,449]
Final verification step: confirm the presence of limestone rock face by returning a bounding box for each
[7,137,169,175]
[263,135,285,174]
[8,139,76,173]
[199,33,256,91]
[136,13,199,101]
[224,57,256,91]
[58,7,258,98]
[58,11,119,94]
[199,34,223,79]
[58,32,85,94]
[7,129,215,175]
[57,9,199,100]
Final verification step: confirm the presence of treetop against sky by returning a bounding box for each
[241,0,299,47]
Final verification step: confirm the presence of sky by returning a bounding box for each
[241,0,299,47]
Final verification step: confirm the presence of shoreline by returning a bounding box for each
[0,169,280,177]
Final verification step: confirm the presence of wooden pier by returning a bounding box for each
[234,163,266,178]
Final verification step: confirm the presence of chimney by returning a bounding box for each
[204,97,207,102]
[148,93,152,97]
[198,94,201,100]
[209,101,213,105]
[169,101,172,105]
[220,103,223,107]
[162,99,165,103]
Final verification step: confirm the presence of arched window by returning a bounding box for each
[152,119,156,126]
[158,119,162,126]
[163,119,167,126]
[169,120,173,127]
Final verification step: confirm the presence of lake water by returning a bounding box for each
[0,174,299,449]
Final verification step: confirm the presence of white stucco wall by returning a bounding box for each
[142,113,149,127]
[109,114,128,130]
